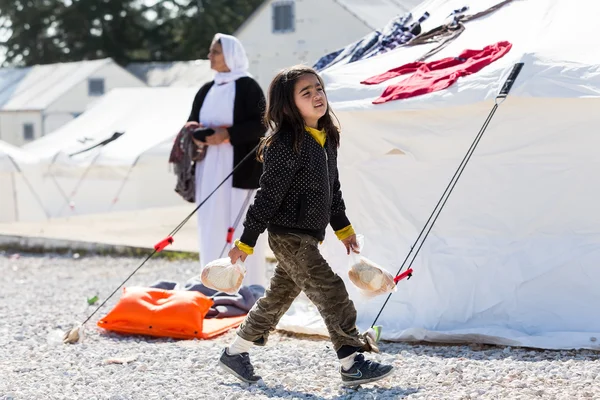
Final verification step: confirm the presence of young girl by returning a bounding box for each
[219,65,394,387]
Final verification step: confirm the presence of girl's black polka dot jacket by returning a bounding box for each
[240,130,351,247]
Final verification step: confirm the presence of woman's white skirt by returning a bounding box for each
[195,142,268,288]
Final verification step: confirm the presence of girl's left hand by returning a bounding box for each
[342,234,360,255]
[205,127,230,145]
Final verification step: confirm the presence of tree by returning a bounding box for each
[0,0,69,65]
[145,0,264,62]
[0,0,264,67]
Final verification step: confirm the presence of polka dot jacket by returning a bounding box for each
[240,130,351,247]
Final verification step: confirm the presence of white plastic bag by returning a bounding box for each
[347,235,397,297]
[200,257,247,295]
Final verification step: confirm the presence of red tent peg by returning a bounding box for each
[154,236,174,252]
[394,268,414,284]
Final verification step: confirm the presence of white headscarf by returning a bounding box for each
[213,33,251,85]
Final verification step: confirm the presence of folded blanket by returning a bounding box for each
[149,278,265,319]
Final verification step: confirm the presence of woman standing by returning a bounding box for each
[185,33,268,287]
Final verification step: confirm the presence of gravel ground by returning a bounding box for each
[1,252,600,400]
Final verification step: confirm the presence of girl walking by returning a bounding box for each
[219,65,394,387]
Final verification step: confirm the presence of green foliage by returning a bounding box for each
[0,0,264,66]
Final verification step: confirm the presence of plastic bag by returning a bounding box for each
[347,235,397,297]
[200,257,246,295]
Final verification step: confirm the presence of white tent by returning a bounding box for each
[126,60,215,88]
[22,87,198,218]
[0,140,48,222]
[277,0,600,350]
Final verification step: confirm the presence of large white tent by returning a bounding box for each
[277,0,600,350]
[22,87,198,218]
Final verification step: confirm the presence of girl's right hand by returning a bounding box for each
[229,246,249,264]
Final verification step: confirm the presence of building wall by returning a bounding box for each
[236,0,371,90]
[0,111,42,147]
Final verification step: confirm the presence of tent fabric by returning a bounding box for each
[0,140,48,222]
[319,0,600,111]
[275,0,600,351]
[24,87,197,169]
[17,87,198,218]
[0,140,39,172]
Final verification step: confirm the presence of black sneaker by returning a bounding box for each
[340,354,394,386]
[218,348,262,384]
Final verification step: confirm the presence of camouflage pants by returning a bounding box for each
[237,232,366,355]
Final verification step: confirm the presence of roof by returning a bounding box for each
[126,60,214,88]
[23,86,198,167]
[0,58,113,111]
[334,0,424,29]
[322,0,600,111]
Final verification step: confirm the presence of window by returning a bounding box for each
[88,78,105,96]
[23,123,34,141]
[272,1,294,33]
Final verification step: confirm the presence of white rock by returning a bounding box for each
[3,254,600,400]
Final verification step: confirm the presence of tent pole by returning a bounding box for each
[10,171,19,222]
[7,155,50,220]
[219,189,255,259]
[56,152,101,216]
[46,152,72,215]
[108,155,140,212]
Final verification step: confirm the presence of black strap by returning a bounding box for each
[69,131,125,157]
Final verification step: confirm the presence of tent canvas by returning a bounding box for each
[275,0,600,350]
[22,87,198,218]
[0,139,38,171]
[0,140,48,222]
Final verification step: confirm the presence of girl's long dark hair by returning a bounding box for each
[257,65,341,162]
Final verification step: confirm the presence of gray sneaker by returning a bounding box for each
[218,348,262,384]
[340,354,394,386]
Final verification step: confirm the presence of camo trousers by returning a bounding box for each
[237,232,366,357]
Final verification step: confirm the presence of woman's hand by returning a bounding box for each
[205,127,230,145]
[342,234,361,255]
[229,245,248,264]
[184,121,202,129]
[185,121,207,149]
[191,137,206,151]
